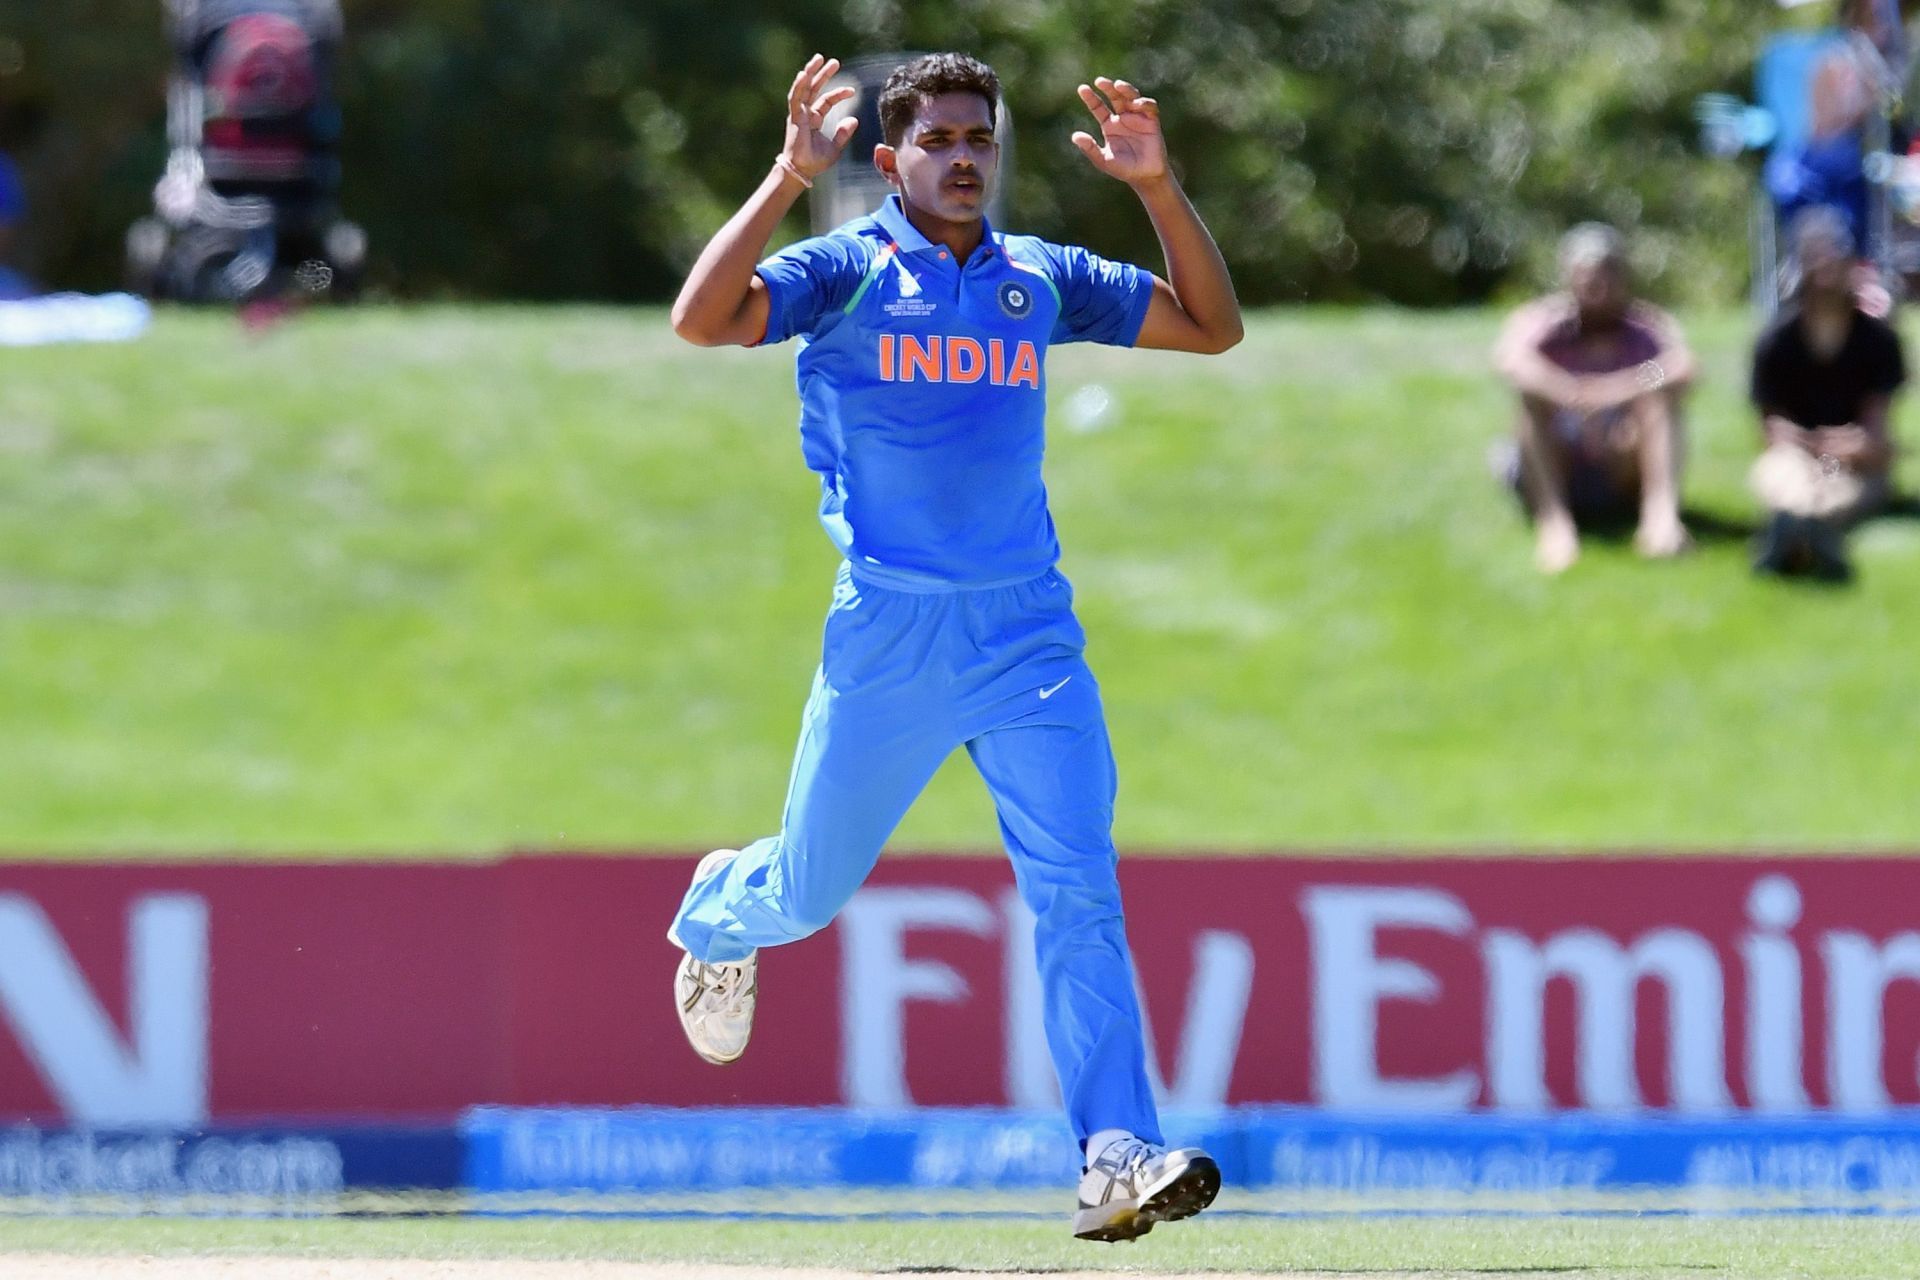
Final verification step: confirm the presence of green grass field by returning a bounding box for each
[6,1207,1920,1277]
[4,306,1920,856]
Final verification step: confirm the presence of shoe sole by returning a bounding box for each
[1072,1153,1221,1243]
[685,1026,746,1066]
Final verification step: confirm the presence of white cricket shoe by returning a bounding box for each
[670,849,757,1066]
[1072,1130,1221,1243]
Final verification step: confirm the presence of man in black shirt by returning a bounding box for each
[1750,207,1906,578]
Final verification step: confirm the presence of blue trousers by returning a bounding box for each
[671,563,1162,1149]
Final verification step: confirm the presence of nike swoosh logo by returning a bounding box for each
[1038,677,1073,700]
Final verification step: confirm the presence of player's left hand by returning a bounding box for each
[1071,77,1167,185]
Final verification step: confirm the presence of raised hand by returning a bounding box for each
[784,55,860,181]
[1070,77,1168,185]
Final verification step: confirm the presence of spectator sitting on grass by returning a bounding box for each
[1750,205,1906,581]
[0,149,32,300]
[1492,223,1695,574]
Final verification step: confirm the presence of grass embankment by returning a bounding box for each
[2,306,1917,854]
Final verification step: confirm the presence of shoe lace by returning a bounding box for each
[696,959,753,1016]
[1093,1138,1156,1189]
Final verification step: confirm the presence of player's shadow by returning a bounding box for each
[1679,494,1920,544]
[1567,504,1759,547]
[1692,494,1920,587]
[1678,505,1760,545]
[1573,495,1920,553]
[1875,491,1920,522]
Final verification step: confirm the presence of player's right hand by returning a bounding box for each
[784,55,859,181]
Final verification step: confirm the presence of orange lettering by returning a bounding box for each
[877,334,895,381]
[947,336,985,384]
[1006,340,1040,389]
[989,337,1006,384]
[901,335,941,382]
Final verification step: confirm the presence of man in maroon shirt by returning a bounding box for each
[1494,224,1695,574]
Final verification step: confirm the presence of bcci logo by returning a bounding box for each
[997,279,1035,320]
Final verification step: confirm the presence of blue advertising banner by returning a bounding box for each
[461,1106,1920,1199]
[0,1124,463,1198]
[10,1110,1920,1202]
[1242,1110,1920,1198]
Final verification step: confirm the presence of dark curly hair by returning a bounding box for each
[877,53,1000,146]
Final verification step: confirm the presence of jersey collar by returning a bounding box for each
[875,194,998,258]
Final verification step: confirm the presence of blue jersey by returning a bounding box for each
[755,195,1153,591]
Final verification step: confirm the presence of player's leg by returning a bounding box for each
[1750,441,1849,577]
[959,573,1218,1241]
[967,688,1219,1241]
[1625,390,1690,558]
[1515,393,1582,573]
[966,686,1152,1143]
[669,571,957,1062]
[672,664,952,959]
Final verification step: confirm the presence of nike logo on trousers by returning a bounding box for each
[1038,677,1072,700]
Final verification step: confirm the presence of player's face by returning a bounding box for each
[1567,260,1628,326]
[1799,233,1852,299]
[879,92,999,224]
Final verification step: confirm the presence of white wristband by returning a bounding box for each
[775,155,814,189]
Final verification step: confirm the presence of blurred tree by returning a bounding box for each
[0,0,1772,302]
[875,0,1758,304]
[1,0,167,292]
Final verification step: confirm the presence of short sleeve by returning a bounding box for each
[754,233,873,345]
[1024,241,1154,347]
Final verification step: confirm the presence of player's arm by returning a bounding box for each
[1069,77,1242,354]
[1493,301,1581,404]
[1834,332,1909,468]
[1762,413,1813,449]
[1567,307,1696,410]
[670,55,857,348]
[1638,304,1698,390]
[1814,393,1894,468]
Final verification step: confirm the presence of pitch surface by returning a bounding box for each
[8,1208,1920,1278]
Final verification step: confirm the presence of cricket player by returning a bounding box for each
[666,51,1242,1241]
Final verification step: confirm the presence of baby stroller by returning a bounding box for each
[126,0,365,303]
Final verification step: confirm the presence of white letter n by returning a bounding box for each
[0,893,210,1127]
